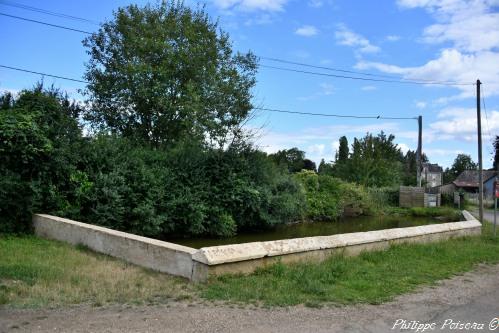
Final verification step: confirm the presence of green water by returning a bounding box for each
[167,215,448,249]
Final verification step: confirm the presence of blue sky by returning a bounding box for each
[1,0,498,169]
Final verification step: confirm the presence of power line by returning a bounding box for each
[0,0,100,25]
[0,9,476,87]
[253,107,418,120]
[0,64,421,120]
[0,64,88,83]
[260,56,446,83]
[260,64,474,86]
[0,12,93,34]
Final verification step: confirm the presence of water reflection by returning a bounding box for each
[167,215,447,249]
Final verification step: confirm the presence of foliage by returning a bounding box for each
[335,135,349,162]
[0,85,83,233]
[269,147,311,173]
[83,0,257,147]
[401,150,428,186]
[338,132,403,187]
[69,138,306,237]
[443,154,477,183]
[317,158,334,175]
[294,171,376,220]
[407,207,462,221]
[366,187,399,210]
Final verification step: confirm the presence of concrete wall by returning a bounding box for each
[33,212,481,282]
[33,214,196,279]
[191,215,481,281]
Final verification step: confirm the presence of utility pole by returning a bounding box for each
[417,115,423,187]
[477,79,484,223]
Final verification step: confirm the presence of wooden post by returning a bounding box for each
[477,79,484,223]
[417,115,422,187]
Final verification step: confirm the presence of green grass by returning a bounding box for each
[201,223,499,306]
[383,206,462,222]
[2,222,499,309]
[0,236,194,308]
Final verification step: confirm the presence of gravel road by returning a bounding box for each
[2,264,499,333]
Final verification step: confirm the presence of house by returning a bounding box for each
[422,163,443,188]
[452,170,498,200]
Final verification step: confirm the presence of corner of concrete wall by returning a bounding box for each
[33,214,197,280]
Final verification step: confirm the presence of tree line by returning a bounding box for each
[1,1,497,236]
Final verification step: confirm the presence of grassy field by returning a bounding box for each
[202,224,499,307]
[1,223,498,308]
[0,236,194,308]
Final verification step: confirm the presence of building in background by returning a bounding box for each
[452,170,498,200]
[422,163,443,188]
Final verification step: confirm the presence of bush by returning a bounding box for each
[0,87,83,233]
[366,187,399,211]
[294,171,378,220]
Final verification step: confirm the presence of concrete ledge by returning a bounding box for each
[191,211,481,281]
[192,220,481,266]
[33,211,481,282]
[33,214,196,279]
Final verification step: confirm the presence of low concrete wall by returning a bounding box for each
[33,214,196,279]
[33,212,481,282]
[191,213,481,281]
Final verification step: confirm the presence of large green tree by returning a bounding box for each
[83,1,257,146]
[269,148,308,173]
[443,154,477,183]
[343,132,403,187]
[335,136,349,162]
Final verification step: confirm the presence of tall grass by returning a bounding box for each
[0,236,193,307]
[201,223,499,307]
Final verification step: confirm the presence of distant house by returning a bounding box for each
[422,163,443,188]
[452,170,498,200]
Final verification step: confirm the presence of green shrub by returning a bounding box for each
[294,171,379,220]
[0,87,83,233]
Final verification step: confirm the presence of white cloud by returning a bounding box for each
[386,35,401,42]
[415,101,427,109]
[308,143,325,155]
[335,24,380,54]
[398,143,411,154]
[428,107,499,142]
[308,0,323,8]
[397,0,499,52]
[213,0,289,11]
[244,13,273,26]
[297,82,334,101]
[361,85,377,91]
[357,48,499,100]
[357,0,499,99]
[319,83,334,95]
[295,25,319,37]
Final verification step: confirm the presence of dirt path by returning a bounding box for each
[2,264,499,333]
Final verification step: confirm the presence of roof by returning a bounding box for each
[423,163,443,173]
[453,170,497,188]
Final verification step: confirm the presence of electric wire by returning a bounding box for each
[253,107,418,120]
[0,12,93,34]
[0,11,475,86]
[0,64,88,83]
[0,0,100,25]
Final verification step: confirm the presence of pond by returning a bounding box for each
[167,214,453,249]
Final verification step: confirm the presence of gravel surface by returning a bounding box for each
[1,264,499,333]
